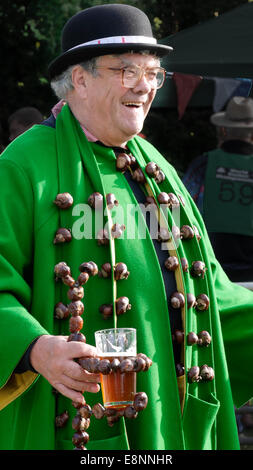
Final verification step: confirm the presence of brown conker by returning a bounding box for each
[54,192,73,209]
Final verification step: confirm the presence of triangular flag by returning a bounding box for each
[212,77,241,112]
[232,78,252,98]
[172,72,202,119]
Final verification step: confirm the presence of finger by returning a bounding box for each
[63,360,101,382]
[55,383,86,405]
[62,374,100,394]
[66,341,98,359]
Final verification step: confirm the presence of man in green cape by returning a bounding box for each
[0,4,253,451]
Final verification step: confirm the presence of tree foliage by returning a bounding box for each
[0,0,250,169]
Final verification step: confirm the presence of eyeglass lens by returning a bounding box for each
[122,67,164,89]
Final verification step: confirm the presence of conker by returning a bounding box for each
[79,261,98,277]
[145,195,157,208]
[145,161,159,177]
[54,192,73,209]
[114,262,129,280]
[173,329,184,344]
[175,363,185,377]
[69,315,83,333]
[196,294,210,311]
[107,414,121,426]
[72,431,89,447]
[133,356,146,372]
[79,404,92,419]
[61,274,75,287]
[99,303,113,319]
[88,192,103,210]
[119,358,134,373]
[54,302,69,320]
[198,331,212,347]
[164,256,179,271]
[53,227,72,244]
[67,285,84,301]
[180,225,195,240]
[116,296,131,315]
[136,353,152,371]
[54,261,71,279]
[172,225,180,241]
[187,293,197,309]
[133,392,148,411]
[98,262,112,278]
[116,153,132,172]
[181,258,189,272]
[191,261,207,279]
[170,292,185,309]
[129,154,137,168]
[199,364,214,382]
[106,193,119,209]
[92,403,105,419]
[79,357,100,373]
[110,358,121,372]
[157,192,170,205]
[124,406,138,419]
[67,332,86,343]
[77,272,89,285]
[111,223,126,239]
[187,332,199,345]
[72,414,90,431]
[98,359,112,375]
[55,410,69,428]
[157,227,171,242]
[132,167,146,183]
[188,366,201,383]
[168,193,180,209]
[154,169,165,184]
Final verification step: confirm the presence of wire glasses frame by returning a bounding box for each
[96,64,167,89]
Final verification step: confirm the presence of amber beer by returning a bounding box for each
[95,328,137,409]
[100,354,136,409]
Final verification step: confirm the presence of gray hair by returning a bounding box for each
[50,50,160,100]
[50,57,99,100]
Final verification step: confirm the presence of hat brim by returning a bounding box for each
[48,42,173,79]
[210,113,253,128]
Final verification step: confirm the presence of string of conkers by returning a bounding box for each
[54,259,151,449]
[170,292,210,311]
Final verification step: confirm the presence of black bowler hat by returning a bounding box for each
[48,4,173,79]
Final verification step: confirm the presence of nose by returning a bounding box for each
[132,73,153,94]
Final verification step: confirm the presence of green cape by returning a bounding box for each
[0,105,253,450]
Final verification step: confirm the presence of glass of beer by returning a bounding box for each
[95,328,136,409]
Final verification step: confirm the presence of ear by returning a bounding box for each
[71,65,89,99]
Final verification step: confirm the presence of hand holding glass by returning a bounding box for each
[95,328,136,409]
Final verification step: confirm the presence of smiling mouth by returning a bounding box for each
[123,102,144,108]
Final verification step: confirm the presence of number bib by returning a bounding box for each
[203,148,253,236]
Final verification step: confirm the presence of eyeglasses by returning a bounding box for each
[96,64,167,89]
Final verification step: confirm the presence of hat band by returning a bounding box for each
[68,35,157,52]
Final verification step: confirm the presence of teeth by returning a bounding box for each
[124,102,143,107]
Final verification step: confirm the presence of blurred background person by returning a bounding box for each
[8,106,44,142]
[183,96,253,283]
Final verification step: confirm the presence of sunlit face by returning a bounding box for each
[82,53,160,146]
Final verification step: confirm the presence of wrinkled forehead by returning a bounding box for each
[96,52,161,67]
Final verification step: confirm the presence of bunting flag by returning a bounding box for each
[167,72,253,117]
[212,77,241,112]
[172,72,202,119]
[231,78,252,99]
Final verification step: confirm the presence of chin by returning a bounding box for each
[125,122,144,138]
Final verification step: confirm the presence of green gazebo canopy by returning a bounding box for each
[153,3,253,108]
